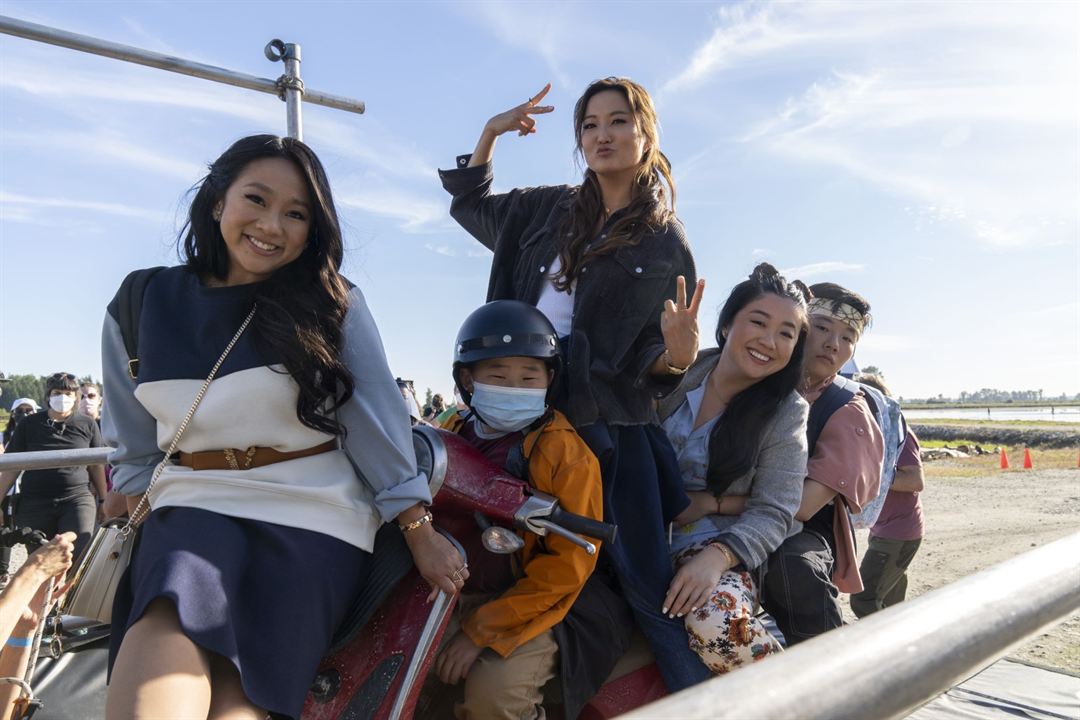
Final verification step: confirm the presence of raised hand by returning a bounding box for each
[484,83,555,138]
[660,276,706,370]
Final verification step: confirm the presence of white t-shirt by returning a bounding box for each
[535,256,574,338]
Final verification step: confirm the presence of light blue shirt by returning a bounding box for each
[661,380,725,554]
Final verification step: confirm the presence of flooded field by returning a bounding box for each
[904,406,1080,424]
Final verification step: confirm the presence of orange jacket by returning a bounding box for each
[445,409,603,657]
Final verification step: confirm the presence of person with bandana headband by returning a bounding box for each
[0,373,108,564]
[760,283,885,645]
[435,300,609,720]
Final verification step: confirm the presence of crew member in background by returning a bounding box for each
[850,373,925,617]
[0,374,106,562]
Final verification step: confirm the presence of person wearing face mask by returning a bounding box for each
[434,301,610,720]
[0,373,107,563]
[3,399,40,450]
[77,382,103,422]
[0,399,41,586]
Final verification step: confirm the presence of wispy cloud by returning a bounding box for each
[0,48,446,231]
[781,261,864,280]
[461,3,577,88]
[664,1,1079,249]
[663,1,779,94]
[336,182,453,234]
[424,243,455,257]
[0,190,169,223]
[1,130,202,182]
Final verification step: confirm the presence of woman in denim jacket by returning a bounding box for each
[441,77,710,693]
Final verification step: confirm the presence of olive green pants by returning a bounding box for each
[850,536,922,618]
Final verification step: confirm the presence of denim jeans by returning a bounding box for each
[575,421,712,692]
[761,530,843,646]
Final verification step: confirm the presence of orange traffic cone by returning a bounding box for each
[999,448,1010,469]
[1023,448,1033,469]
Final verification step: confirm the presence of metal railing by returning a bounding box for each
[0,447,110,473]
[0,15,366,139]
[622,530,1080,720]
[2,447,1077,720]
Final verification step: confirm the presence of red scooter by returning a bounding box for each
[300,425,668,720]
[28,426,667,719]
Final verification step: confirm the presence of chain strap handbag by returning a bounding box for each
[62,306,256,624]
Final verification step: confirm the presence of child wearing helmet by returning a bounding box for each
[433,300,609,719]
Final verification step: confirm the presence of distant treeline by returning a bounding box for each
[0,372,98,413]
[903,388,1080,405]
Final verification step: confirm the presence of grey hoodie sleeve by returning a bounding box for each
[101,312,163,495]
[337,287,432,523]
[713,392,809,569]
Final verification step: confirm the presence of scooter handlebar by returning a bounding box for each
[548,507,617,545]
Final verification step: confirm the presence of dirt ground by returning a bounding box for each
[843,461,1080,672]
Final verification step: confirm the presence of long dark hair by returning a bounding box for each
[552,77,676,291]
[705,263,809,495]
[180,134,353,436]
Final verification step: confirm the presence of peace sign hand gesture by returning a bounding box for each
[484,83,555,138]
[659,276,706,372]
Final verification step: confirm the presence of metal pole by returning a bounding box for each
[0,447,110,472]
[622,531,1080,720]
[0,15,364,122]
[265,39,303,140]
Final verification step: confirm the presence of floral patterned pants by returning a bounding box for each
[675,542,784,674]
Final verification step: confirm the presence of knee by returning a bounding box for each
[460,655,534,720]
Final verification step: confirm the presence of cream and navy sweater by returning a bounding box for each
[101,266,430,551]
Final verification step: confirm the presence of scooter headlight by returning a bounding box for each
[482,526,524,554]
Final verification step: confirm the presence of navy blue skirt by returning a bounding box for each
[108,507,370,718]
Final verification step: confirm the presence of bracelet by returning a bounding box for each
[709,542,739,568]
[5,636,33,648]
[664,348,689,376]
[399,511,433,534]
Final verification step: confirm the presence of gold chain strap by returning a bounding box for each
[121,305,257,536]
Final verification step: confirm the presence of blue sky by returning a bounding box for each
[1,0,1077,402]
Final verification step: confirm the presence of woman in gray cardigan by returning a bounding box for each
[659,264,810,674]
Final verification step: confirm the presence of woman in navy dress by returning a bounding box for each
[103,135,466,719]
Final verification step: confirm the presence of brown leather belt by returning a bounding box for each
[177,440,337,471]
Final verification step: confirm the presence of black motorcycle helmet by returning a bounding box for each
[452,300,563,407]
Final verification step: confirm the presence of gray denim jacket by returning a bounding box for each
[658,349,809,568]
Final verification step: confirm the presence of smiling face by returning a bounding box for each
[719,294,805,384]
[458,356,553,392]
[805,314,860,385]
[580,89,647,182]
[215,157,313,286]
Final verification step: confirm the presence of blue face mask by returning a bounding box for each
[470,381,548,433]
